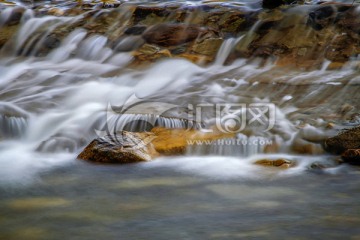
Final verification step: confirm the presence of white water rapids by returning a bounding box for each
[0,6,359,184]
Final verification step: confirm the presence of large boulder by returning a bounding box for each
[324,126,360,154]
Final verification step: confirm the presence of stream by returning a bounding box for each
[0,0,360,239]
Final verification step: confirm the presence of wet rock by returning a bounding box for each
[342,149,360,165]
[254,158,294,168]
[307,5,337,30]
[292,137,325,154]
[307,160,340,172]
[337,9,360,37]
[151,127,234,155]
[308,162,328,170]
[327,62,345,70]
[78,126,234,163]
[47,7,65,17]
[142,23,202,47]
[326,122,336,129]
[191,38,223,56]
[124,25,147,35]
[307,4,356,31]
[132,43,172,62]
[114,36,145,52]
[78,132,159,164]
[177,53,214,64]
[0,7,25,26]
[206,11,255,35]
[324,126,360,154]
[169,43,190,55]
[0,24,19,49]
[339,103,355,117]
[324,34,360,63]
[136,44,161,55]
[132,6,170,25]
[43,35,61,49]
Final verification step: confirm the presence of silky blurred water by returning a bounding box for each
[0,1,360,238]
[0,161,360,240]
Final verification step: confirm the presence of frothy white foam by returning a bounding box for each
[143,154,344,180]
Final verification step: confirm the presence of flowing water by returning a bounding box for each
[0,1,360,239]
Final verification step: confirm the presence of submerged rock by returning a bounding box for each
[324,126,360,154]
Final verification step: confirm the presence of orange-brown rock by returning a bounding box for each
[132,44,172,62]
[77,132,159,164]
[151,127,235,155]
[177,53,214,64]
[78,127,235,164]
[254,158,294,169]
[0,24,19,49]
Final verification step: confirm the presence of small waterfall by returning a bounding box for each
[76,34,112,62]
[0,102,29,139]
[0,7,14,27]
[214,36,243,66]
[0,13,83,57]
[102,113,201,134]
[47,28,87,63]
[0,115,28,139]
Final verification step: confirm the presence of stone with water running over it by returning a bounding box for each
[78,127,235,164]
[78,132,159,164]
[254,158,294,169]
